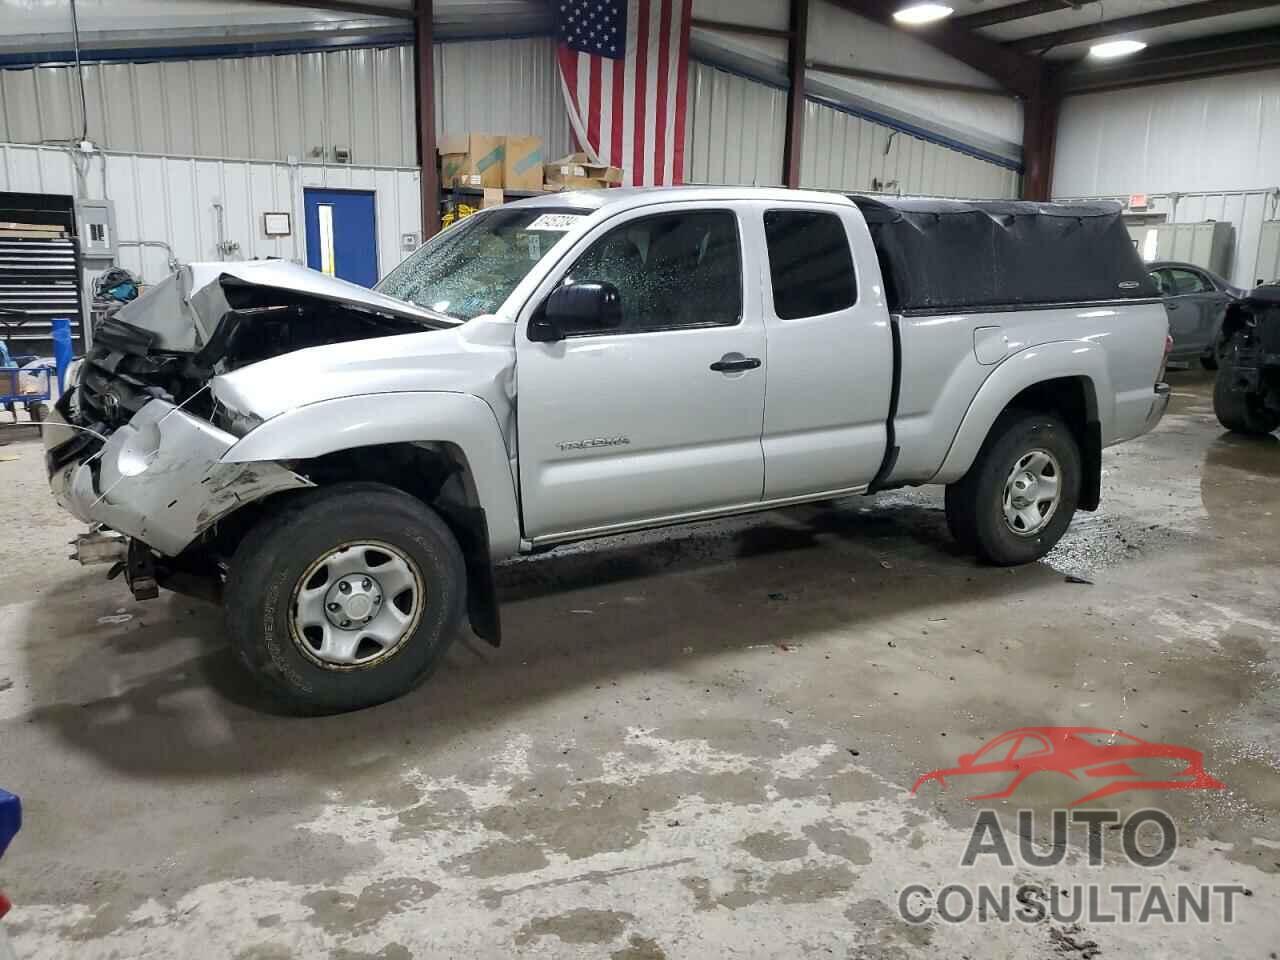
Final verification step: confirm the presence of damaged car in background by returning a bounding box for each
[45,189,1171,713]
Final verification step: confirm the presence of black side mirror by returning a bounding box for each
[531,281,623,342]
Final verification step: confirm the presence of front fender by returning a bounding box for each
[930,341,1113,485]
[221,391,521,558]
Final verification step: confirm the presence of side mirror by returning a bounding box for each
[532,281,623,342]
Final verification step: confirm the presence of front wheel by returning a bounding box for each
[945,411,1081,566]
[225,483,467,713]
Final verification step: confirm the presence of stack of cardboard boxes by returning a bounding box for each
[541,153,623,191]
[438,134,624,203]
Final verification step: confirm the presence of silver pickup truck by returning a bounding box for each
[44,188,1171,712]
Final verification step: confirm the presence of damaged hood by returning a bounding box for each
[115,260,455,351]
[210,316,516,425]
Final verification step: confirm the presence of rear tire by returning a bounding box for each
[1214,337,1279,435]
[225,482,466,714]
[945,411,1081,566]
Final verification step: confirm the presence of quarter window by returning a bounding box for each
[560,210,742,334]
[763,210,857,319]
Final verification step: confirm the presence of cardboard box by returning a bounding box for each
[503,136,545,192]
[481,188,505,209]
[543,152,623,190]
[439,133,505,189]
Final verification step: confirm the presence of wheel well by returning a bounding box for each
[1006,377,1102,511]
[207,442,501,646]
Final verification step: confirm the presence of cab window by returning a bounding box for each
[763,209,857,319]
[559,210,742,335]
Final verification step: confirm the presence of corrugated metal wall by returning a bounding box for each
[800,99,1018,199]
[683,61,1018,199]
[0,37,571,167]
[1056,189,1280,290]
[684,61,787,187]
[1053,67,1280,197]
[0,141,422,285]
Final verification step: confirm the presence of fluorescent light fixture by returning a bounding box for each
[893,3,954,25]
[1089,39,1147,59]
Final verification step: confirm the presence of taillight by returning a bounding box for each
[1158,333,1173,382]
[0,891,10,920]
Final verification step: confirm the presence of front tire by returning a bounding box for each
[225,483,467,713]
[945,411,1081,566]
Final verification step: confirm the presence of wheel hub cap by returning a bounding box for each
[290,541,425,669]
[324,574,383,629]
[1002,449,1062,536]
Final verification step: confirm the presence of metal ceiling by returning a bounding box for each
[959,0,1280,63]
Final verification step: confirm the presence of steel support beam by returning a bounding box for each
[1021,72,1059,200]
[783,0,810,188]
[1009,0,1280,52]
[1056,25,1280,93]
[414,0,440,239]
[689,17,794,42]
[248,0,412,20]
[825,0,1042,97]
[807,60,1008,96]
[955,0,1098,30]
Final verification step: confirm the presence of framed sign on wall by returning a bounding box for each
[262,212,292,237]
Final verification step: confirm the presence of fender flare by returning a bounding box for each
[221,391,521,558]
[930,341,1113,486]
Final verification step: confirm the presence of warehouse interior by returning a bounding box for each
[1,0,1279,957]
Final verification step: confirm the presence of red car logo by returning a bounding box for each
[912,726,1225,806]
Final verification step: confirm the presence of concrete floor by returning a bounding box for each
[0,369,1277,958]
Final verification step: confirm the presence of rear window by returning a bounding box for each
[763,210,857,320]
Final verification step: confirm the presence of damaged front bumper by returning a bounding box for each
[44,398,311,558]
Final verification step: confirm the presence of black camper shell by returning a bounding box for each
[849,196,1160,315]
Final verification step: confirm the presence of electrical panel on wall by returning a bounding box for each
[74,199,117,265]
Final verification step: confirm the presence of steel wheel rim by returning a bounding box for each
[1001,448,1062,537]
[289,540,425,670]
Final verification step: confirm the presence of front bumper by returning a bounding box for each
[44,399,310,557]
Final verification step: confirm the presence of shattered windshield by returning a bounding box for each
[376,208,582,321]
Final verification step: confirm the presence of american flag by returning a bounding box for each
[555,0,693,187]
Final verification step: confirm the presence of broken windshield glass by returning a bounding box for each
[377,207,581,321]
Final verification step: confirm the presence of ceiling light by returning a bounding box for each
[893,3,954,25]
[1089,39,1147,59]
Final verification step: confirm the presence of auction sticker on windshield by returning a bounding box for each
[526,213,585,231]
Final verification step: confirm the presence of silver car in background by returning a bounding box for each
[1148,260,1245,369]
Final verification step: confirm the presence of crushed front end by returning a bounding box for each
[44,260,448,600]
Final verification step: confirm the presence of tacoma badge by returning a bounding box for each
[556,436,631,451]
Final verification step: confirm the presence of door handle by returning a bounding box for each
[1166,303,1180,310]
[710,356,761,373]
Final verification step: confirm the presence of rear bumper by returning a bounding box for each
[1144,382,1171,433]
[44,399,309,557]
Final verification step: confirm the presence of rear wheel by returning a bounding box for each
[1214,335,1279,435]
[225,482,466,713]
[945,411,1081,566]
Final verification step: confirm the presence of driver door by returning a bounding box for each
[515,204,767,543]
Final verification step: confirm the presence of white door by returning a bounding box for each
[516,205,766,543]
